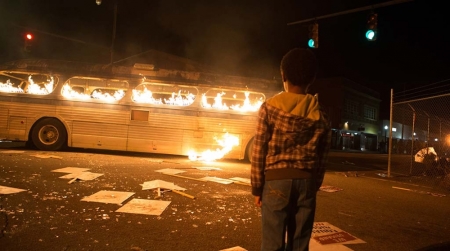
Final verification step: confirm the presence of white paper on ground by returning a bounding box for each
[319,185,343,192]
[312,222,365,245]
[155,168,186,175]
[229,177,251,184]
[141,179,186,191]
[116,199,170,216]
[81,190,134,205]
[0,150,25,154]
[193,166,221,171]
[60,172,104,180]
[199,176,234,184]
[31,154,62,159]
[0,185,27,194]
[51,167,90,173]
[219,246,248,251]
[309,239,354,251]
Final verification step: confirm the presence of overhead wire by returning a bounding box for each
[393,78,450,102]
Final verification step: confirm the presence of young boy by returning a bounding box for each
[251,48,331,251]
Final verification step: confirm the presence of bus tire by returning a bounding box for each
[245,138,254,163]
[31,118,67,151]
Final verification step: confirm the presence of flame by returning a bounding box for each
[188,132,239,162]
[92,89,125,101]
[27,76,54,95]
[202,91,263,112]
[164,90,195,106]
[230,91,263,112]
[132,87,163,104]
[61,83,90,100]
[0,79,24,93]
[61,83,125,101]
[0,76,54,94]
[132,87,195,106]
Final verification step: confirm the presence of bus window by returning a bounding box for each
[90,88,125,101]
[132,82,197,106]
[62,77,127,102]
[201,89,265,112]
[0,72,56,95]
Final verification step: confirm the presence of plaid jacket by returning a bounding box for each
[251,93,331,196]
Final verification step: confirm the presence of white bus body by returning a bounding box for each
[0,60,281,161]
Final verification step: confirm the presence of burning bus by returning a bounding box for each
[0,59,281,161]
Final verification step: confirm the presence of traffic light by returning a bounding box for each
[308,23,319,48]
[24,33,33,52]
[366,13,377,41]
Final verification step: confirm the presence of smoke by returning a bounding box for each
[152,0,279,78]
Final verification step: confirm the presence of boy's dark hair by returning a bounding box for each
[280,48,317,87]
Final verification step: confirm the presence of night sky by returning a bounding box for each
[0,0,449,113]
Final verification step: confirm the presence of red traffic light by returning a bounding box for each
[25,33,33,40]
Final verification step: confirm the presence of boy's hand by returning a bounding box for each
[254,196,262,207]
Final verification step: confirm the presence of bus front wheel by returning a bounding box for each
[246,138,254,163]
[31,118,67,151]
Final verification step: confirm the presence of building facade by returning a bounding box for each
[310,77,381,151]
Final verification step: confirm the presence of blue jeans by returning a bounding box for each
[261,179,317,251]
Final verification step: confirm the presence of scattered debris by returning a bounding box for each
[376,173,388,177]
[30,154,63,159]
[341,160,355,165]
[392,186,446,197]
[320,186,343,193]
[171,190,196,199]
[336,172,361,177]
[0,150,25,154]
[130,246,146,251]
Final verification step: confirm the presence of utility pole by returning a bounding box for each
[110,1,118,65]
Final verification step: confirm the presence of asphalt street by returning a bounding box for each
[0,145,449,251]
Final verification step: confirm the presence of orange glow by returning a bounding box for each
[62,83,125,101]
[202,91,263,112]
[61,84,90,100]
[446,134,450,146]
[188,132,239,162]
[0,79,24,93]
[27,76,54,95]
[132,87,195,106]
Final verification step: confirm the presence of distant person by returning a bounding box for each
[251,48,331,251]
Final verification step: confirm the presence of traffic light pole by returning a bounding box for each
[287,0,413,26]
[110,0,118,65]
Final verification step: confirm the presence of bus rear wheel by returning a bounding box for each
[31,118,67,151]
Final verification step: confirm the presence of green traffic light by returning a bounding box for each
[308,39,315,48]
[366,30,376,41]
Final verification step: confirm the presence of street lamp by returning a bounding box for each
[384,125,388,142]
